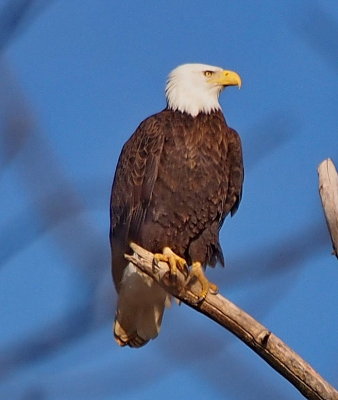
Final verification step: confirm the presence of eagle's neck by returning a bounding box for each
[165,80,222,117]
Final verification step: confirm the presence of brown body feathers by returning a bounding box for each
[110,109,243,291]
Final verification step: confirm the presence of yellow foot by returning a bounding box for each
[153,247,188,279]
[188,261,218,302]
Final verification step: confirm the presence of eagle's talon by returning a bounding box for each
[152,262,159,274]
[153,253,166,273]
[209,282,219,295]
[187,261,218,302]
[154,247,188,280]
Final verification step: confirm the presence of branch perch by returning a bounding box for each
[318,158,338,258]
[125,243,338,400]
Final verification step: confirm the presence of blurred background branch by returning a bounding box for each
[0,0,53,51]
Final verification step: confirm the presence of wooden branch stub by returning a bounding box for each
[126,242,338,400]
[318,158,338,258]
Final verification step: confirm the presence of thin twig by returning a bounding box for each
[318,158,338,258]
[126,242,338,400]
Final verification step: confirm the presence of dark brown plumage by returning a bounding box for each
[110,109,243,291]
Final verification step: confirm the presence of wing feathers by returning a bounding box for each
[110,116,165,289]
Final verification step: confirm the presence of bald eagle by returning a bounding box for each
[110,63,243,348]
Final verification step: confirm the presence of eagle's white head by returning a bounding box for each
[165,63,241,117]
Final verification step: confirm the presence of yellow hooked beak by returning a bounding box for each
[208,70,242,88]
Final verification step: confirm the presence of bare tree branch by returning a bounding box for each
[318,158,338,258]
[126,242,338,400]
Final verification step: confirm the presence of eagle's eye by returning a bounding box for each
[204,70,213,77]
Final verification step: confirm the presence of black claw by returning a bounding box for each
[152,258,160,273]
[194,294,207,305]
[182,266,189,280]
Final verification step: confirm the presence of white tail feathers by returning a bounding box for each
[114,262,170,348]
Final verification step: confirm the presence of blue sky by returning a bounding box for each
[0,1,337,399]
